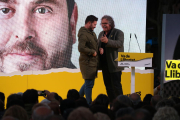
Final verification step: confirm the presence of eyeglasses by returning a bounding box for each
[101,23,108,25]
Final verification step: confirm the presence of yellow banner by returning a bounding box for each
[165,60,180,81]
[116,52,153,61]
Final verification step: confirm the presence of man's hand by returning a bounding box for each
[44,90,55,101]
[100,34,108,43]
[99,48,104,55]
[93,51,97,56]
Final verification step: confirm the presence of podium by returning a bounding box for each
[115,52,153,93]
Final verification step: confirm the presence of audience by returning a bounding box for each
[23,89,38,119]
[0,88,180,120]
[67,107,96,120]
[67,89,80,101]
[94,112,111,120]
[91,94,109,108]
[2,105,28,120]
[129,93,141,109]
[153,107,179,120]
[150,95,162,107]
[1,116,19,120]
[32,106,53,120]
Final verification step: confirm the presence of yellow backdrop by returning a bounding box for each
[0,69,153,106]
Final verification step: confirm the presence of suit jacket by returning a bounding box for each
[98,28,124,73]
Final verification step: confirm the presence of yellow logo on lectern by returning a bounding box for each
[116,52,153,61]
[165,60,180,81]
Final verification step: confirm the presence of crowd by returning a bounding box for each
[0,89,179,120]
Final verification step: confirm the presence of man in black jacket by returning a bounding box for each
[98,15,124,103]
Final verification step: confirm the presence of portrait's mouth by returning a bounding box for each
[6,53,42,61]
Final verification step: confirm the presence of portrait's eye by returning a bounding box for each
[0,7,15,19]
[35,7,52,14]
[2,8,10,14]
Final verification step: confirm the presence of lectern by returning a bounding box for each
[115,52,153,93]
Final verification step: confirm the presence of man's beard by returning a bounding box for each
[0,40,48,73]
[89,24,95,31]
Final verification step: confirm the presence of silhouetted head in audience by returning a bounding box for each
[116,115,135,120]
[143,94,152,106]
[7,94,23,103]
[32,106,53,120]
[23,89,38,104]
[54,93,63,105]
[155,98,175,110]
[116,95,133,107]
[150,95,162,107]
[116,107,134,118]
[94,112,111,120]
[131,108,152,120]
[67,107,96,120]
[60,99,76,115]
[67,89,80,101]
[90,105,109,115]
[32,103,48,112]
[48,101,60,115]
[111,100,128,112]
[141,105,156,118]
[0,99,4,111]
[173,103,180,117]
[2,116,19,120]
[3,105,28,120]
[6,94,24,109]
[129,93,141,108]
[153,107,179,120]
[6,99,24,109]
[169,96,180,104]
[75,98,89,108]
[45,115,64,120]
[0,92,5,103]
[91,94,109,108]
[63,108,74,120]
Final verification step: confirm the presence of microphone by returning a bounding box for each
[135,34,137,39]
[134,34,141,53]
[128,33,131,52]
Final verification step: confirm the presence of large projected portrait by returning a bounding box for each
[0,0,77,73]
[0,0,146,74]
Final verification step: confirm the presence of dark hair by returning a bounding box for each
[85,15,98,24]
[155,99,176,110]
[91,94,109,108]
[131,109,152,120]
[7,94,23,104]
[23,89,38,104]
[66,0,75,20]
[101,15,115,29]
[143,94,152,106]
[90,105,109,115]
[116,107,134,118]
[67,89,80,101]
[111,100,128,113]
[54,93,63,105]
[6,99,24,109]
[60,99,76,115]
[0,92,5,103]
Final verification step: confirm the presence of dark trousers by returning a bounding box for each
[102,65,123,102]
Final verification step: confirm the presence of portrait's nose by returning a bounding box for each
[10,10,36,44]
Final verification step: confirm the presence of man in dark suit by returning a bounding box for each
[98,15,124,103]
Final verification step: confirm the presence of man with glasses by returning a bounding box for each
[98,15,124,103]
